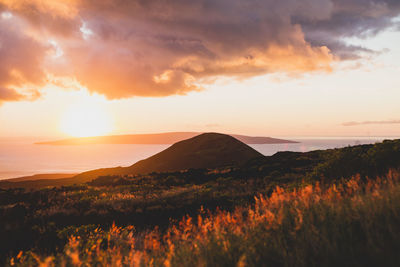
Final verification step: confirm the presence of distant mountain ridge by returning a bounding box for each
[1,133,266,187]
[2,136,400,190]
[73,133,263,181]
[2,173,76,182]
[36,132,297,145]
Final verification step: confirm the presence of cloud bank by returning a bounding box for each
[0,0,399,101]
[342,120,400,126]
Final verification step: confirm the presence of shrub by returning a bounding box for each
[10,170,400,267]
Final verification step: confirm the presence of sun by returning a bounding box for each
[60,101,113,138]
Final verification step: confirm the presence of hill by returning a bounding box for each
[3,137,400,189]
[0,173,77,189]
[2,139,400,265]
[35,132,297,145]
[2,173,76,182]
[1,139,400,263]
[74,133,263,181]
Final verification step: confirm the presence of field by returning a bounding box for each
[2,139,400,266]
[9,171,400,266]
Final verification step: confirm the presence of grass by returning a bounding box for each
[3,139,400,265]
[10,170,400,267]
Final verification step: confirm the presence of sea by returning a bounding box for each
[0,137,397,180]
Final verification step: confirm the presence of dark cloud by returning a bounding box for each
[342,120,400,126]
[59,0,335,98]
[0,1,80,36]
[295,0,400,59]
[0,0,399,100]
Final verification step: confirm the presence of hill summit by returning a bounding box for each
[36,132,297,145]
[74,133,263,181]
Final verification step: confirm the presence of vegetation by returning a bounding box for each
[1,139,400,266]
[9,170,400,266]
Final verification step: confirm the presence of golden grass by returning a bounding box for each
[10,170,400,267]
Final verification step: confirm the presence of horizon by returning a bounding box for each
[1,133,399,142]
[0,134,393,180]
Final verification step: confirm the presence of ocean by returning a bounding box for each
[0,137,396,180]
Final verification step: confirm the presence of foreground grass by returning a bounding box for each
[10,170,400,267]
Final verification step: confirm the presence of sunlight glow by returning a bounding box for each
[60,100,112,137]
[48,40,64,58]
[80,21,93,40]
[1,11,12,19]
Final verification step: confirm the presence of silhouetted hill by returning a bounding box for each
[74,133,263,181]
[3,138,400,190]
[3,173,76,182]
[35,132,297,145]
[0,177,79,189]
[2,139,400,263]
[0,173,77,189]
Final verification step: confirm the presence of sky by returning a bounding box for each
[0,0,400,138]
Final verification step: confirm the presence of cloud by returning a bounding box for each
[0,0,399,100]
[60,0,335,98]
[0,11,48,104]
[0,0,80,36]
[0,87,23,101]
[295,0,400,59]
[342,120,400,126]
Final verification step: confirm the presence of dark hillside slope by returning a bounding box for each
[242,139,400,181]
[4,138,400,189]
[74,133,263,181]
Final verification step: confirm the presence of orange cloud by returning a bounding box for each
[0,12,47,104]
[0,0,398,101]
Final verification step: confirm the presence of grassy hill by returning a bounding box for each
[3,137,400,190]
[0,174,77,189]
[3,174,76,182]
[1,138,400,265]
[1,133,263,189]
[73,133,263,181]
